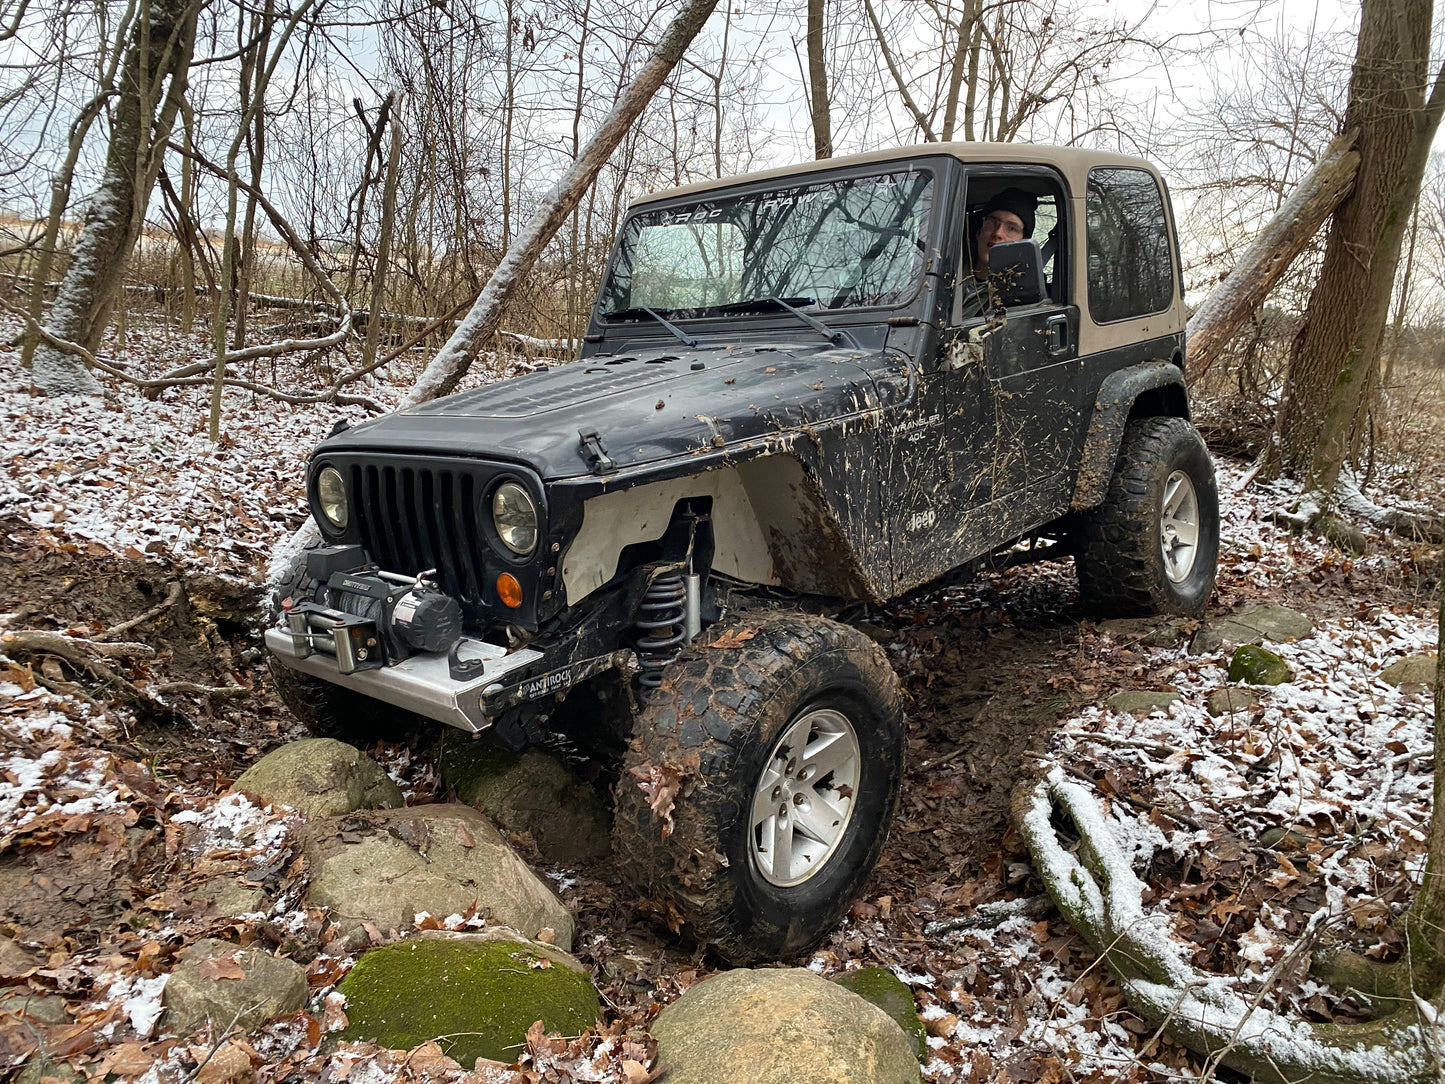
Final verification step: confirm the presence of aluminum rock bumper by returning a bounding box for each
[264,626,543,733]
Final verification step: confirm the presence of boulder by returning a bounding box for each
[334,933,600,1066]
[1380,655,1438,689]
[1099,618,1190,649]
[1188,626,1226,656]
[301,805,574,950]
[1106,690,1179,715]
[652,967,921,1084]
[1228,645,1293,686]
[162,938,308,1035]
[437,736,611,862]
[232,738,402,817]
[1206,604,1314,647]
[1206,688,1259,717]
[831,968,926,1060]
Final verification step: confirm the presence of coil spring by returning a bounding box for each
[636,573,687,688]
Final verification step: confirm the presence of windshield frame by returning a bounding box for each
[592,157,949,333]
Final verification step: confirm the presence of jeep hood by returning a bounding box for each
[319,340,894,479]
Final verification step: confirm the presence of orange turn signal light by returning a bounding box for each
[496,573,523,609]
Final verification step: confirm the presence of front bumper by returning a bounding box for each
[265,626,543,733]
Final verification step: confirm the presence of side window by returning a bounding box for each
[953,177,1066,324]
[1085,168,1175,323]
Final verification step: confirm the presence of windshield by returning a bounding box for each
[599,168,935,318]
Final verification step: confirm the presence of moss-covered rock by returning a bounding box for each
[1228,645,1293,686]
[335,935,601,1067]
[233,738,402,817]
[831,968,926,1060]
[436,735,610,862]
[1206,688,1259,717]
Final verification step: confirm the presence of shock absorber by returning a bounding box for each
[636,572,687,688]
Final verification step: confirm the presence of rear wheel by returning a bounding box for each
[1073,416,1219,617]
[268,536,422,746]
[611,611,905,964]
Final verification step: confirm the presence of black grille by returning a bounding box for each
[350,463,489,606]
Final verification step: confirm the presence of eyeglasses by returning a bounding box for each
[981,213,1024,238]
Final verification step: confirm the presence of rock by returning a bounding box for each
[0,937,39,980]
[14,1058,87,1084]
[1188,626,1225,656]
[437,735,610,862]
[1228,645,1293,686]
[0,991,68,1024]
[232,738,402,817]
[334,934,600,1066]
[1206,688,1259,717]
[1099,618,1190,649]
[831,968,926,1061]
[1259,826,1314,850]
[162,938,308,1035]
[652,968,921,1084]
[194,876,268,918]
[1106,690,1179,715]
[301,805,574,950]
[1380,655,1438,689]
[1206,603,1314,646]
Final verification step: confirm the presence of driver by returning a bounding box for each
[958,187,1037,319]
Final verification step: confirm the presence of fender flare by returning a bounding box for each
[1070,359,1189,511]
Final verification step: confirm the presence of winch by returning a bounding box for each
[280,546,463,674]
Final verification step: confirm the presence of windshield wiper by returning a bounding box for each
[600,306,697,347]
[717,296,851,347]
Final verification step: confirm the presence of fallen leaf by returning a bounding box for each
[621,1059,651,1084]
[105,1043,154,1077]
[535,928,556,944]
[41,657,65,682]
[198,954,247,981]
[455,824,475,849]
[926,1013,958,1038]
[708,628,756,649]
[196,1040,254,1084]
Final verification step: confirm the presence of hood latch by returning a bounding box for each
[578,428,616,475]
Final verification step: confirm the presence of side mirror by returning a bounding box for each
[987,240,1047,306]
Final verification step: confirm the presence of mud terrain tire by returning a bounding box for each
[1074,416,1219,617]
[612,611,905,964]
[268,537,421,745]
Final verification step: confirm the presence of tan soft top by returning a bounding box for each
[628,142,1162,206]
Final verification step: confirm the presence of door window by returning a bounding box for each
[1085,168,1175,323]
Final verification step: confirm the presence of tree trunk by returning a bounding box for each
[1185,134,1360,384]
[31,0,198,396]
[1273,0,1441,489]
[806,0,831,160]
[1383,194,1420,390]
[398,0,721,409]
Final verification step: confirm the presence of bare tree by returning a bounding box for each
[1272,0,1445,500]
[30,0,202,395]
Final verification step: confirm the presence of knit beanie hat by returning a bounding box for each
[980,187,1037,239]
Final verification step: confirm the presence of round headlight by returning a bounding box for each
[492,482,537,556]
[316,466,348,530]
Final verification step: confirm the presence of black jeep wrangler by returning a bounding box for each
[267,143,1219,963]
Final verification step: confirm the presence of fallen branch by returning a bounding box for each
[1015,766,1440,1084]
[1336,471,1444,543]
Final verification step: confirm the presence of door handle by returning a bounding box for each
[1046,314,1069,352]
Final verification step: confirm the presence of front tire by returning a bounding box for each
[1073,416,1220,617]
[612,611,905,964]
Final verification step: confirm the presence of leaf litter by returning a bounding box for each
[0,312,1440,1081]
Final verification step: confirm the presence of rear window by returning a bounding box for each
[1085,168,1174,323]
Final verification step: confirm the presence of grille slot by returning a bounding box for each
[350,462,491,607]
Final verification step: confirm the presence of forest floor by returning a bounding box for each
[0,313,1441,1083]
